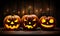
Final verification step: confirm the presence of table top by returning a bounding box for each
[0,31,59,35]
[0,28,60,35]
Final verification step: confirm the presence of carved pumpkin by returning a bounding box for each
[39,16,56,30]
[22,15,39,30]
[4,15,21,30]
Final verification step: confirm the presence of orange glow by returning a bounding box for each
[41,24,54,28]
[35,9,38,12]
[49,19,54,23]
[41,19,46,23]
[10,21,14,24]
[5,24,20,29]
[40,8,42,12]
[4,15,21,29]
[33,19,36,21]
[18,11,20,14]
[7,19,10,22]
[22,15,38,29]
[29,22,31,24]
[28,6,32,9]
[46,8,50,11]
[14,19,18,22]
[22,10,25,14]
[47,22,49,24]
[24,23,36,29]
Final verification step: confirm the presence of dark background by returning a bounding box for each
[0,0,59,28]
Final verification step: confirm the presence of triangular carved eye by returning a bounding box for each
[7,19,10,22]
[49,19,54,23]
[33,19,36,21]
[41,19,46,23]
[24,19,27,21]
[14,19,18,22]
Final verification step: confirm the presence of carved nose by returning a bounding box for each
[47,22,49,24]
[29,22,31,24]
[11,21,14,24]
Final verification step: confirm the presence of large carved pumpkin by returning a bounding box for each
[4,15,21,30]
[22,15,39,30]
[39,16,56,30]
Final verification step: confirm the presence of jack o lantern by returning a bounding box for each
[39,16,56,30]
[22,15,39,30]
[4,15,21,30]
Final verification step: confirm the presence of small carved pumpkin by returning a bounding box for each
[39,16,56,30]
[4,15,21,30]
[22,15,39,30]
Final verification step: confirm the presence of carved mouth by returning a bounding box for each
[24,23,36,29]
[5,24,20,29]
[41,24,54,28]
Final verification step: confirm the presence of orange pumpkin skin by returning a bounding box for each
[22,15,39,30]
[39,16,56,30]
[4,15,21,31]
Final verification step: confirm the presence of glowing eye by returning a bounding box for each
[14,19,18,22]
[33,19,36,21]
[41,19,46,23]
[24,19,27,21]
[7,19,10,22]
[49,19,54,23]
